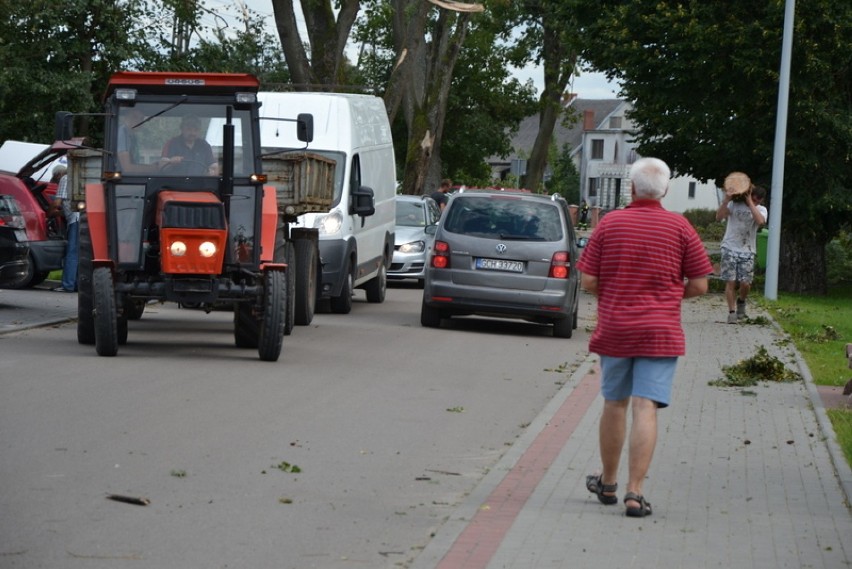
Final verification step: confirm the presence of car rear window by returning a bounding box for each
[444,196,563,241]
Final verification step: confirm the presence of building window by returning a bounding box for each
[588,177,599,200]
[609,116,622,129]
[591,139,604,160]
[688,181,696,199]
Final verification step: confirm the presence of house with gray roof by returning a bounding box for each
[491,96,720,214]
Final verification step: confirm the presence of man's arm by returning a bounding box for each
[715,196,731,221]
[744,194,766,226]
[683,276,708,299]
[581,273,598,296]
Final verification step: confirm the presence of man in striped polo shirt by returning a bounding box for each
[577,157,713,518]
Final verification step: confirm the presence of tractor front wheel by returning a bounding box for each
[258,269,286,362]
[93,267,119,356]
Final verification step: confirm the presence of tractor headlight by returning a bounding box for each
[170,241,187,256]
[198,241,217,258]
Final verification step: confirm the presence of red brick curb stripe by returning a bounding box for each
[435,366,601,569]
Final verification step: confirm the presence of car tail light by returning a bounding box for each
[549,251,570,279]
[431,240,450,269]
[0,211,24,229]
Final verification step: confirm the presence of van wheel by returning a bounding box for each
[552,316,573,338]
[364,263,386,303]
[293,238,317,325]
[421,299,443,328]
[77,215,95,345]
[330,263,353,314]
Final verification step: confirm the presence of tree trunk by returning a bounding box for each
[388,1,473,195]
[271,0,360,89]
[522,25,576,192]
[778,231,828,295]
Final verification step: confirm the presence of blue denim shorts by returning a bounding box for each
[599,356,679,408]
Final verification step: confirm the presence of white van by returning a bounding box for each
[257,92,396,314]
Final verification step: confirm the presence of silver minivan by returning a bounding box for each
[421,189,580,337]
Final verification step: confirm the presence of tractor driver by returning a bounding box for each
[160,115,219,176]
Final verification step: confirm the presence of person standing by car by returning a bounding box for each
[50,165,78,292]
[430,178,452,211]
[576,157,712,518]
[716,174,767,323]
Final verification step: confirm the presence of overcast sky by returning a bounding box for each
[204,0,621,99]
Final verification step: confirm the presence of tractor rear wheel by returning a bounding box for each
[77,215,95,345]
[258,269,286,362]
[234,302,259,348]
[93,266,119,356]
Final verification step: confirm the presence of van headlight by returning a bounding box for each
[316,211,343,235]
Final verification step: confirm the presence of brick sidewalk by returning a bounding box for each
[413,293,852,569]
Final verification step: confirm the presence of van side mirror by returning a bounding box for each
[425,224,438,236]
[351,185,375,217]
[577,236,589,248]
[55,111,74,141]
[297,113,313,143]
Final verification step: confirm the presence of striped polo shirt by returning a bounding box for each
[576,199,713,358]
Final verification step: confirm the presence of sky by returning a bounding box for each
[203,0,622,99]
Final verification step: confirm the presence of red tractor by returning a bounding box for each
[58,72,313,361]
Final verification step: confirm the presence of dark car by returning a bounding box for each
[421,189,581,337]
[0,195,31,288]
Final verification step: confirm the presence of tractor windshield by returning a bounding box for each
[115,103,256,177]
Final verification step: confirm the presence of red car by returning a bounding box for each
[0,140,79,288]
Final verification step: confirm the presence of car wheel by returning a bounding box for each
[364,262,387,303]
[420,298,443,328]
[553,316,573,338]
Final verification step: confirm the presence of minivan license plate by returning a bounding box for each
[475,258,523,273]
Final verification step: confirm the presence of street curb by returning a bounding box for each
[769,316,852,509]
[409,353,600,569]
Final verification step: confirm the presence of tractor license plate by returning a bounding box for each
[475,258,523,273]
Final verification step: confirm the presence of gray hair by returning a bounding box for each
[52,164,67,177]
[629,157,670,199]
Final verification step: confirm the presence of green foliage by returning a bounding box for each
[826,231,852,286]
[761,285,852,388]
[581,0,852,292]
[683,208,725,241]
[826,409,852,469]
[545,142,580,203]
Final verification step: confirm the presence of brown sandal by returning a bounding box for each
[623,492,652,517]
[586,474,618,505]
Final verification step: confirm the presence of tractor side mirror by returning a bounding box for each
[297,113,313,143]
[55,111,74,141]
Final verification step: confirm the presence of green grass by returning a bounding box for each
[760,284,852,388]
[759,284,852,470]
